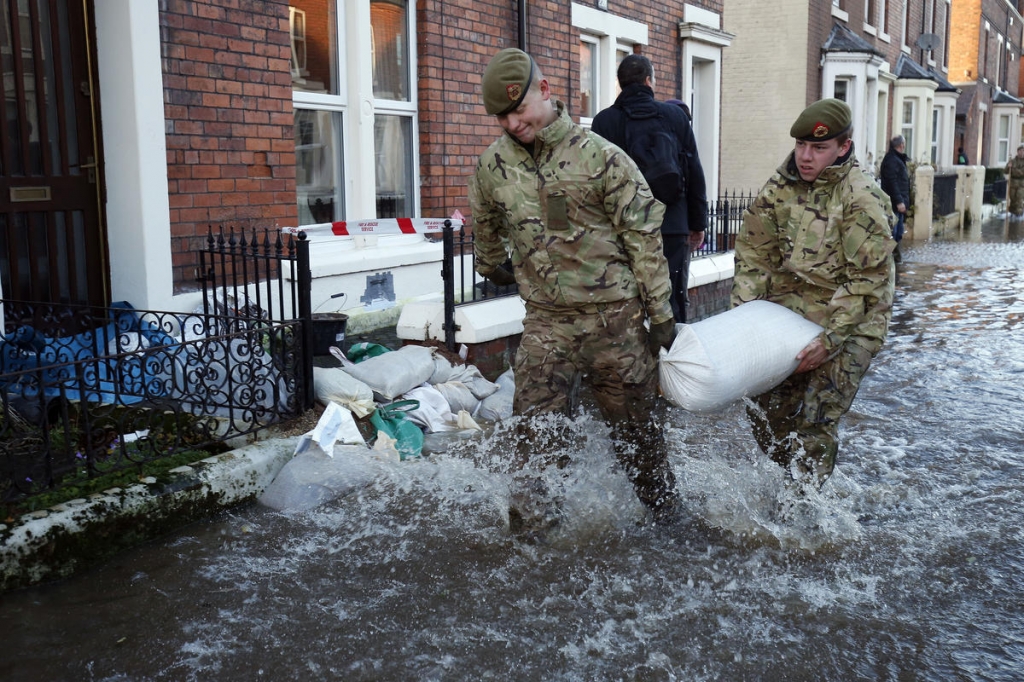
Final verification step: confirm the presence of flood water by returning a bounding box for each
[2,218,1023,682]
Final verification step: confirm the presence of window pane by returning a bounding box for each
[834,80,848,101]
[371,0,409,101]
[580,40,597,118]
[295,109,344,226]
[290,0,338,94]
[374,114,412,218]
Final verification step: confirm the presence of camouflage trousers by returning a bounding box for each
[512,298,676,513]
[746,340,875,487]
[1009,179,1024,215]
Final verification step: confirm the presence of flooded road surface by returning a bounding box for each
[1,219,1023,681]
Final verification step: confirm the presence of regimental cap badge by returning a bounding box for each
[506,83,522,103]
[812,123,830,138]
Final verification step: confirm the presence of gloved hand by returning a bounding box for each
[647,319,677,358]
[485,265,516,287]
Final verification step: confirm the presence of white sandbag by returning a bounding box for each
[258,446,383,512]
[341,344,436,401]
[428,356,499,399]
[445,363,499,399]
[659,300,824,414]
[476,368,514,422]
[403,385,457,432]
[433,380,480,414]
[313,366,376,418]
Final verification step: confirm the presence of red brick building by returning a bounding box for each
[0,0,728,334]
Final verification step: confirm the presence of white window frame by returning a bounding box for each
[571,2,648,128]
[997,113,1012,165]
[291,0,421,248]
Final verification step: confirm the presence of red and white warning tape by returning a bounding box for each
[282,217,464,237]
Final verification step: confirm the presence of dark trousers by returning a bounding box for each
[663,234,691,323]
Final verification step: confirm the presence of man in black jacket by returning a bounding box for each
[592,54,708,323]
[880,135,909,263]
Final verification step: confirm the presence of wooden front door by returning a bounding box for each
[0,0,106,306]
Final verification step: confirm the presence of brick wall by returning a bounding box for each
[160,0,296,292]
[416,0,721,219]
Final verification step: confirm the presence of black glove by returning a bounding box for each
[647,319,677,358]
[484,265,516,287]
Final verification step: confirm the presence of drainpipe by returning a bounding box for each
[518,0,526,51]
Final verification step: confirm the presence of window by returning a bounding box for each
[291,0,419,226]
[865,0,876,28]
[580,36,598,118]
[834,79,849,102]
[943,0,951,68]
[571,2,647,123]
[998,114,1011,164]
[901,99,915,154]
[295,108,343,225]
[931,108,939,164]
[370,0,415,219]
[290,8,307,78]
[902,2,911,48]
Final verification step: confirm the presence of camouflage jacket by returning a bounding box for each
[468,100,674,325]
[731,151,896,355]
[1006,156,1024,181]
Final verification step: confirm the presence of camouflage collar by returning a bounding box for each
[781,149,856,186]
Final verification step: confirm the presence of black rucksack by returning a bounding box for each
[622,113,685,205]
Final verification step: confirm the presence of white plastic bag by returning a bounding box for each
[659,300,824,413]
[293,401,365,457]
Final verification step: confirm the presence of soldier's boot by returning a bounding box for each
[507,474,563,542]
[610,421,680,525]
[789,439,838,491]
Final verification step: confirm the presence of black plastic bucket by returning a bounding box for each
[310,312,348,356]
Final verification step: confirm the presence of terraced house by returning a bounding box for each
[0,0,732,333]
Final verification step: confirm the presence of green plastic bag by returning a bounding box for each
[347,342,392,363]
[369,399,424,460]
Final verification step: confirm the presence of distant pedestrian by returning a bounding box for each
[591,55,708,323]
[880,135,909,263]
[957,147,968,165]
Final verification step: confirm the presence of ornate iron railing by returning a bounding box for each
[438,191,754,349]
[0,227,313,511]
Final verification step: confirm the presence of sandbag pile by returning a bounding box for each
[310,342,516,460]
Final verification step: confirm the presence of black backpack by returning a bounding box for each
[621,112,685,205]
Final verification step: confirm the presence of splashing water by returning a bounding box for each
[3,227,1024,682]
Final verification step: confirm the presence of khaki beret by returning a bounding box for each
[790,98,852,141]
[482,48,535,116]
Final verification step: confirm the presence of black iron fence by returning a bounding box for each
[438,191,754,349]
[0,227,314,512]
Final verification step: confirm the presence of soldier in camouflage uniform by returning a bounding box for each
[1005,145,1024,216]
[468,48,679,532]
[731,99,896,488]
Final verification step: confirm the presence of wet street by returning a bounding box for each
[1,216,1022,682]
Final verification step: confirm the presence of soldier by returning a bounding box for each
[731,99,896,488]
[1005,144,1024,217]
[468,48,679,534]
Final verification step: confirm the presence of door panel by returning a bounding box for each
[0,0,105,306]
